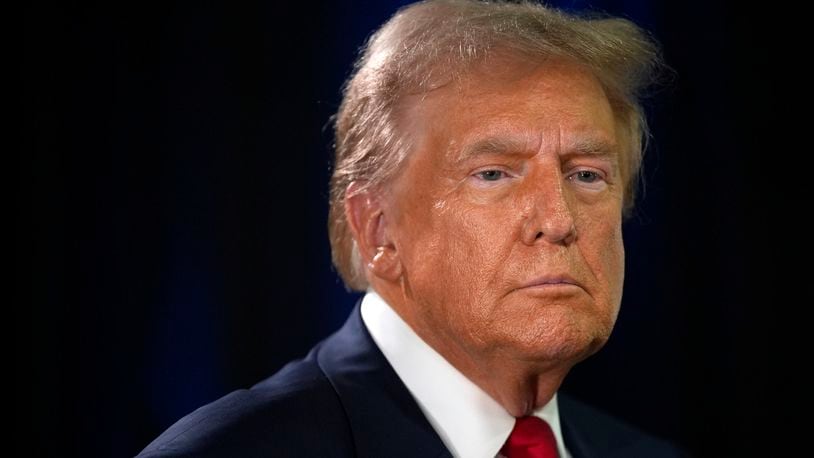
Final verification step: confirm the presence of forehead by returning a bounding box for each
[398,57,618,159]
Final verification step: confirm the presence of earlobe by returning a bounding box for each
[368,244,402,281]
[344,183,402,282]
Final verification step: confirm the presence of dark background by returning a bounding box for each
[22,1,794,456]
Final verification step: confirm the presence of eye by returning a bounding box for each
[475,170,507,181]
[567,169,607,191]
[572,170,600,183]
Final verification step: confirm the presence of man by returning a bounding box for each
[140,1,682,456]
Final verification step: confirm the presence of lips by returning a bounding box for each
[517,274,585,291]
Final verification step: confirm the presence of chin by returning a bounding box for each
[499,306,615,365]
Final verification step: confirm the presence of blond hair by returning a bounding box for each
[329,0,663,291]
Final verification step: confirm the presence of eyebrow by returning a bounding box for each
[565,137,617,158]
[453,136,534,165]
[454,134,617,164]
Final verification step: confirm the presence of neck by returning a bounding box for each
[415,320,571,416]
[371,283,573,417]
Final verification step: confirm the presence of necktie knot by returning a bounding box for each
[500,416,558,458]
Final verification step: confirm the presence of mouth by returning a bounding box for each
[515,274,586,293]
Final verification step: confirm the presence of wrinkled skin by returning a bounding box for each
[353,57,626,415]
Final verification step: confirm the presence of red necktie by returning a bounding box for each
[500,416,559,458]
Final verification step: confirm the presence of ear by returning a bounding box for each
[344,182,402,282]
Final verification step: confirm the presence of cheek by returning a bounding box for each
[607,225,625,300]
[443,198,523,276]
[574,205,624,294]
[436,206,497,280]
[401,197,520,317]
[594,219,625,303]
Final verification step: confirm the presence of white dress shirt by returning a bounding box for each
[360,290,571,458]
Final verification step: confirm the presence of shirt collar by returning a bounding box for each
[360,290,570,458]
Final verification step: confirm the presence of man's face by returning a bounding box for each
[384,58,625,366]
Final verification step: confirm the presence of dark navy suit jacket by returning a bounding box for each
[139,304,685,457]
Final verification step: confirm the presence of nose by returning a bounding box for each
[521,171,577,246]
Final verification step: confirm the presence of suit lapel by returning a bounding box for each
[559,394,649,458]
[316,303,451,458]
[560,401,594,458]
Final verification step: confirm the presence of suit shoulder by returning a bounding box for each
[559,394,688,457]
[137,358,354,457]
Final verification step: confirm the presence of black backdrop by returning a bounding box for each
[22,1,796,456]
